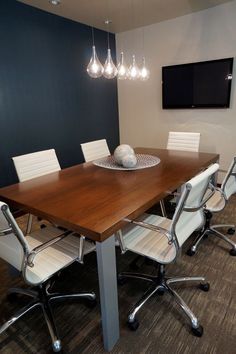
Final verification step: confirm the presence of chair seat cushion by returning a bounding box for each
[25,226,94,285]
[205,189,225,212]
[122,214,177,264]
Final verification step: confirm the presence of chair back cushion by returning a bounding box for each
[221,157,236,200]
[171,163,219,247]
[0,202,29,270]
[81,139,110,162]
[167,131,200,152]
[12,149,61,182]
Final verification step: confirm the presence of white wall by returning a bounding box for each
[116,1,236,181]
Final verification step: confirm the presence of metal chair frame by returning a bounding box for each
[0,203,96,352]
[188,157,236,256]
[117,166,217,337]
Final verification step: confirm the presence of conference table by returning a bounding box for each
[0,148,219,351]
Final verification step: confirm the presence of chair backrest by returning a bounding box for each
[170,163,219,247]
[167,132,200,152]
[0,201,29,271]
[221,157,236,200]
[81,139,110,162]
[12,149,61,182]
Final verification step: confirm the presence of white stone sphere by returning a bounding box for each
[122,153,137,168]
[114,144,135,165]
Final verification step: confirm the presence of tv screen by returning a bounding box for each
[162,58,233,109]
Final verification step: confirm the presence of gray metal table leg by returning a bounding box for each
[96,235,119,351]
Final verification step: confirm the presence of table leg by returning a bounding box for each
[96,235,119,351]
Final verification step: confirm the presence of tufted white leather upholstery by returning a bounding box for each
[12,149,61,182]
[167,132,200,152]
[121,163,219,261]
[81,139,110,162]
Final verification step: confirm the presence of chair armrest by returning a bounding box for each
[122,218,172,242]
[219,168,227,173]
[0,227,13,236]
[27,230,73,267]
[183,183,216,212]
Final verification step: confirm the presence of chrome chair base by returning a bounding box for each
[0,284,96,352]
[187,209,236,256]
[118,265,208,337]
[188,224,236,256]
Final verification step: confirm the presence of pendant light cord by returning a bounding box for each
[107,22,110,49]
[91,27,95,46]
[142,0,144,55]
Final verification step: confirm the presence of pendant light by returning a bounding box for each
[117,52,128,80]
[117,5,128,80]
[87,27,104,79]
[139,0,150,81]
[103,20,117,79]
[140,57,150,81]
[128,55,140,80]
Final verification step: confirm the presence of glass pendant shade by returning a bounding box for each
[128,55,140,80]
[87,45,104,78]
[139,57,150,81]
[117,52,128,80]
[103,49,117,79]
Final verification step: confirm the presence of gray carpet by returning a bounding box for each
[0,197,236,354]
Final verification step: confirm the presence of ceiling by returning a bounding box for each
[18,0,233,33]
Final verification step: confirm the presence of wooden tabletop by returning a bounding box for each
[0,148,219,242]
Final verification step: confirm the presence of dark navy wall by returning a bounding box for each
[0,0,119,187]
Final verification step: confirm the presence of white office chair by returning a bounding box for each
[0,201,96,352]
[187,157,236,256]
[80,139,119,251]
[162,131,201,214]
[12,149,61,182]
[12,149,61,234]
[80,139,110,162]
[12,149,95,263]
[117,163,219,337]
[167,131,201,152]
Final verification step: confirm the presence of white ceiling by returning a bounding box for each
[18,0,233,33]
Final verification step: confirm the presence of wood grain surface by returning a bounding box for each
[0,148,219,241]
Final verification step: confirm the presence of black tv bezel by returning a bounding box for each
[162,57,234,109]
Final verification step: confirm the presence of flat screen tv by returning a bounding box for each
[162,58,233,109]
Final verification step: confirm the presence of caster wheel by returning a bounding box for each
[85,298,97,308]
[229,248,236,256]
[117,276,126,286]
[127,318,139,331]
[199,282,210,292]
[6,293,18,302]
[157,288,165,296]
[191,325,203,337]
[52,339,62,352]
[186,248,196,257]
[227,228,235,235]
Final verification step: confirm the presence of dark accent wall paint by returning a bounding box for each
[0,0,119,187]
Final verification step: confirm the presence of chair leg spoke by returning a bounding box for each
[212,229,236,249]
[7,287,38,299]
[41,302,61,352]
[128,285,162,324]
[165,284,199,330]
[0,301,40,335]
[119,272,157,283]
[49,292,96,303]
[166,276,205,286]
